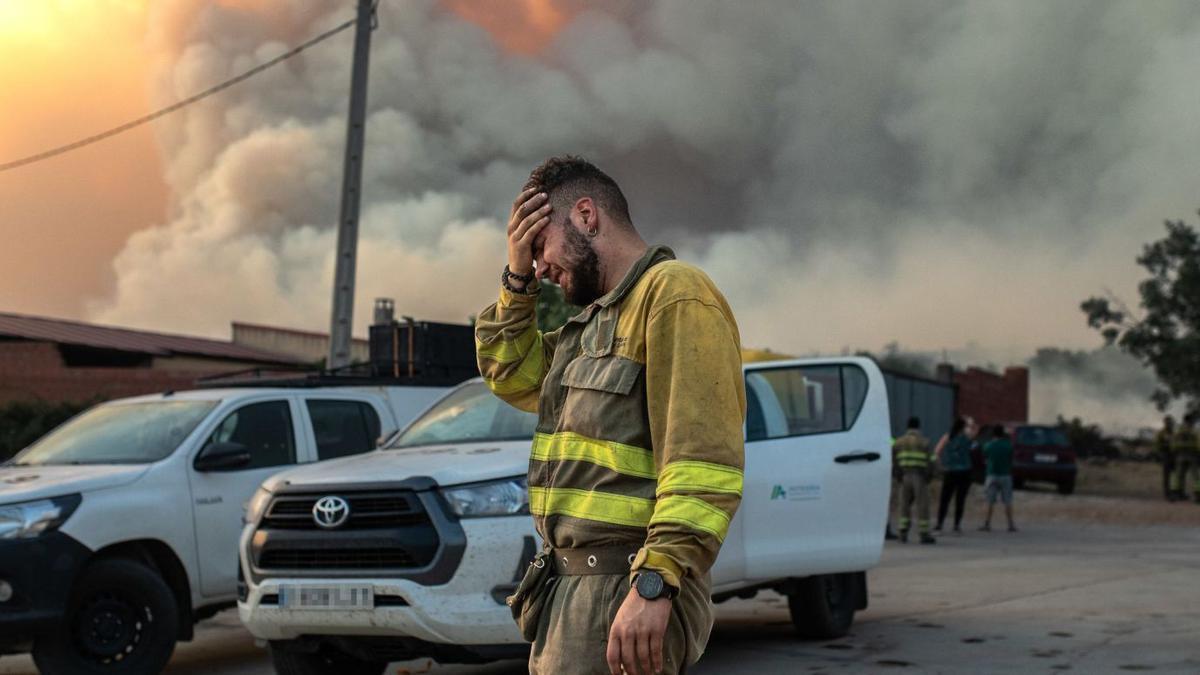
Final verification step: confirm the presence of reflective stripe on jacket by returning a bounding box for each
[475,245,746,593]
[893,430,932,471]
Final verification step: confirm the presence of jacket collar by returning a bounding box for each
[568,245,675,324]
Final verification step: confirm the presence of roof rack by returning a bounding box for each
[194,363,469,389]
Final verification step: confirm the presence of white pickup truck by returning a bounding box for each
[0,384,446,675]
[238,357,891,673]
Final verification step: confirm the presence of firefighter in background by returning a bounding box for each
[1171,413,1199,503]
[1156,415,1176,501]
[893,417,936,544]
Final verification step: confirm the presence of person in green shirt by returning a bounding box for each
[980,425,1016,532]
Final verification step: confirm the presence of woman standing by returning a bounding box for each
[933,417,975,535]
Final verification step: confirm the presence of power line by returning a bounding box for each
[0,17,357,174]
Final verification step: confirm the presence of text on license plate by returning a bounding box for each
[1034,453,1057,463]
[279,585,373,610]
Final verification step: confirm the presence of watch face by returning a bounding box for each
[637,571,664,600]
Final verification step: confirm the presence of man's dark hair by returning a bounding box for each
[950,417,966,437]
[524,155,632,226]
[993,424,1007,438]
[907,416,920,430]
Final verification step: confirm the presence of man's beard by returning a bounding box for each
[559,224,604,306]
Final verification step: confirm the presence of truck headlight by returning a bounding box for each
[0,495,81,540]
[243,486,273,525]
[440,477,529,518]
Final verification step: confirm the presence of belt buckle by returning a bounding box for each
[587,554,597,568]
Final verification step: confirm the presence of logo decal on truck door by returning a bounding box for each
[770,484,822,502]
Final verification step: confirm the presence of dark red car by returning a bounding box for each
[971,424,1077,495]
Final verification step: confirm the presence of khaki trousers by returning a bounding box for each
[899,470,931,533]
[1174,454,1198,496]
[529,574,698,675]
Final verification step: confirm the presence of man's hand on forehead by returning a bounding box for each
[507,187,552,280]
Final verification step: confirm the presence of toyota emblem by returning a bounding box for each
[312,496,351,529]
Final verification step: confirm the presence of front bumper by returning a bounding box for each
[1013,462,1077,484]
[0,531,91,650]
[239,516,535,649]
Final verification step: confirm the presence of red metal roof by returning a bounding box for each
[0,312,303,365]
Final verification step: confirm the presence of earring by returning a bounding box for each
[587,227,598,237]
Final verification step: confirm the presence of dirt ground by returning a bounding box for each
[2,477,1197,675]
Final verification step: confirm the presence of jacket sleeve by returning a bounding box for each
[630,297,746,591]
[474,286,561,412]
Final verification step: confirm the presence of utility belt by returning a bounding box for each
[548,546,641,576]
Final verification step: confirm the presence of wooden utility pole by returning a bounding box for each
[327,0,376,370]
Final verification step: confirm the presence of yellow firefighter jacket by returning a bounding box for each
[1172,425,1199,458]
[893,429,933,473]
[475,245,745,617]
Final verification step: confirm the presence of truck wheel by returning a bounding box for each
[270,642,387,675]
[787,573,858,640]
[1057,479,1075,495]
[32,558,179,675]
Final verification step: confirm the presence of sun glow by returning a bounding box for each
[442,0,570,55]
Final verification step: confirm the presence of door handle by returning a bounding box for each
[834,452,881,464]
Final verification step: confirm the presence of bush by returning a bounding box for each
[0,399,96,461]
[1057,415,1120,459]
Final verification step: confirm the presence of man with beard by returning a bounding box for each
[475,156,745,675]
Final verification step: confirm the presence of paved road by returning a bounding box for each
[4,498,1198,674]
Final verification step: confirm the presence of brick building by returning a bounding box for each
[937,364,1029,426]
[0,312,303,405]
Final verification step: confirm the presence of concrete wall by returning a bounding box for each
[231,323,369,364]
[883,370,957,441]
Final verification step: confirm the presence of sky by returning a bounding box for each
[1,0,1197,429]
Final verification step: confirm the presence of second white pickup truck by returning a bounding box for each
[238,357,891,673]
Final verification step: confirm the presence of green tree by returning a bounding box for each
[536,283,581,333]
[1082,213,1200,411]
[0,399,95,460]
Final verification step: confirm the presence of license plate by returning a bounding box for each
[279,585,373,610]
[1034,453,1057,463]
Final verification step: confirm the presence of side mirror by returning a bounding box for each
[194,441,252,472]
[376,429,398,448]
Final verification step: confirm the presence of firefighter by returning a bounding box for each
[893,417,935,544]
[1156,415,1176,501]
[1171,413,1199,504]
[475,156,745,675]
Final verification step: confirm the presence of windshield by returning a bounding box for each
[13,400,218,466]
[1016,426,1070,447]
[389,382,537,448]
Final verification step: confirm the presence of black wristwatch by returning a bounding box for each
[634,571,677,601]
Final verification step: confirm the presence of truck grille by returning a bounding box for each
[252,489,443,574]
[263,492,428,530]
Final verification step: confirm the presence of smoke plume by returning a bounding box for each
[88,0,1200,431]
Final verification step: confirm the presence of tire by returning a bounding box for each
[32,558,179,675]
[270,642,387,675]
[1057,479,1075,495]
[787,573,858,640]
[1012,477,1026,490]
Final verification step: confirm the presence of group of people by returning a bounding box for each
[1156,412,1199,503]
[890,415,1016,543]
